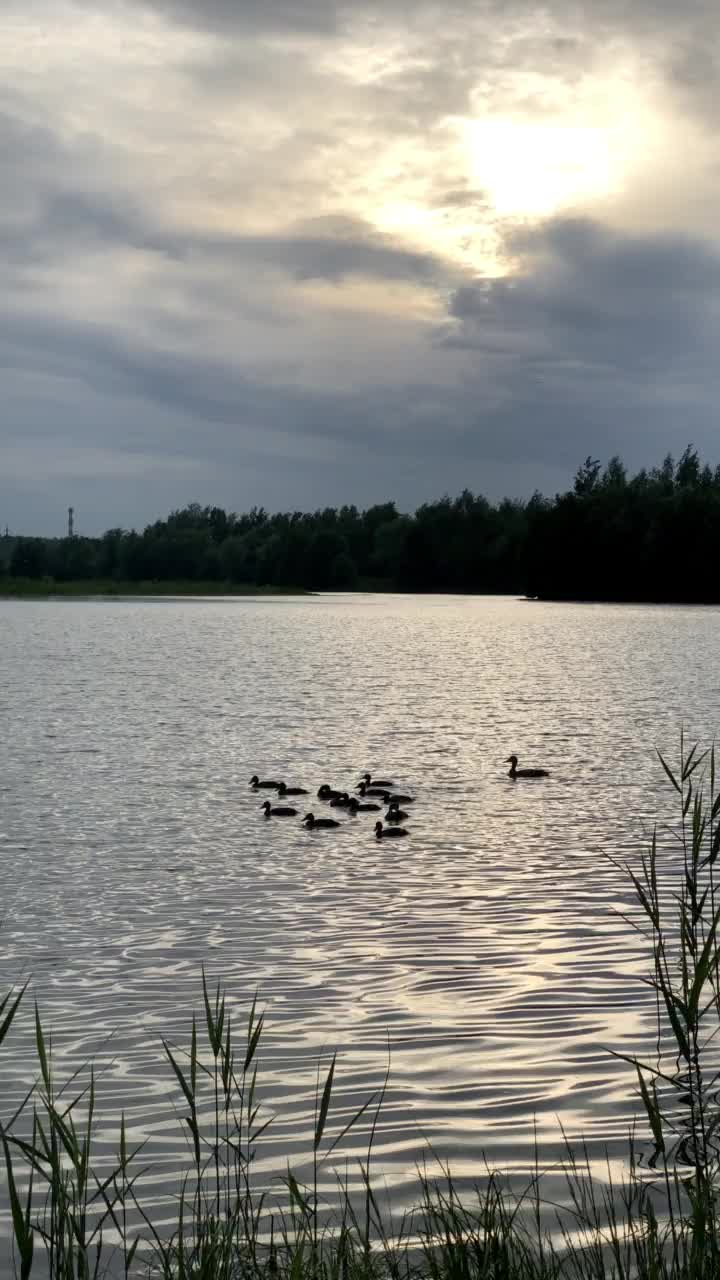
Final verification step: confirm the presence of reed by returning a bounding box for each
[3,740,720,1278]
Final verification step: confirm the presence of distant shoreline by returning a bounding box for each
[3,581,720,604]
[0,578,312,599]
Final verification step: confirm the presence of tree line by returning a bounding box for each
[3,447,719,601]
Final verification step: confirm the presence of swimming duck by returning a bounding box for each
[262,801,299,817]
[347,797,381,813]
[358,782,391,798]
[250,775,281,789]
[359,773,395,789]
[386,792,415,805]
[317,784,344,800]
[506,754,549,779]
[330,792,352,808]
[374,821,408,839]
[302,812,340,829]
[385,805,409,822]
[277,783,309,796]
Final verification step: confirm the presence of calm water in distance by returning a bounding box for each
[1,593,719,1256]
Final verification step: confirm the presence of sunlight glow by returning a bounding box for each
[460,117,619,217]
[361,88,650,273]
[371,200,504,273]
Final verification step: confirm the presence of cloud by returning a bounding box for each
[3,182,446,284]
[449,219,720,371]
[440,217,720,470]
[0,0,719,533]
[141,0,343,34]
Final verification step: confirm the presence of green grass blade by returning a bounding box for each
[657,749,681,794]
[244,1010,265,1072]
[1,1130,35,1279]
[162,1039,195,1110]
[0,982,27,1047]
[314,1052,336,1152]
[34,1003,51,1092]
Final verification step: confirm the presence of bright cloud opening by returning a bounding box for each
[460,117,620,218]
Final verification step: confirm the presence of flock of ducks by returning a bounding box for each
[251,772,415,839]
[251,755,549,841]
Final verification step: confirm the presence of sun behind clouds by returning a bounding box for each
[361,70,660,274]
[460,116,618,218]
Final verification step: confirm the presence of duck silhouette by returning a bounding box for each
[317,785,344,801]
[358,782,391,798]
[303,812,341,829]
[347,797,381,813]
[359,773,395,788]
[385,804,409,822]
[374,821,408,839]
[506,754,549,779]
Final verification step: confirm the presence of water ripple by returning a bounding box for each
[0,594,718,1259]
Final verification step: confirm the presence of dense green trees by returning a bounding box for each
[4,448,720,600]
[524,447,720,602]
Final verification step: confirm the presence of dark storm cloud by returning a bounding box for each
[5,214,719,494]
[439,218,720,471]
[1,300,474,464]
[448,219,720,373]
[0,304,405,455]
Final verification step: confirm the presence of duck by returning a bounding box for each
[317,784,344,801]
[386,792,415,805]
[262,801,299,817]
[374,821,408,839]
[302,812,340,829]
[277,782,309,797]
[358,782,391,798]
[250,775,281,789]
[385,804,409,822]
[330,792,352,808]
[359,772,395,789]
[506,754,549,779]
[347,797,381,814]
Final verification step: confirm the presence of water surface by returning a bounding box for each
[0,594,717,1258]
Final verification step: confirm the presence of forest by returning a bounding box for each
[2,447,719,601]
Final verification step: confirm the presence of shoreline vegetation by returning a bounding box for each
[0,577,313,598]
[3,744,720,1276]
[4,446,720,603]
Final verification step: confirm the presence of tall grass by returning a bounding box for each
[3,740,720,1277]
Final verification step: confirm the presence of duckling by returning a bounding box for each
[250,775,281,789]
[262,801,299,817]
[330,792,352,808]
[347,797,381,814]
[506,754,549,779]
[302,812,341,829]
[277,782,309,797]
[358,781,390,798]
[374,821,408,839]
[359,772,395,789]
[385,804,409,822]
[317,784,344,800]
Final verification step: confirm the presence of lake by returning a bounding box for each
[0,593,718,1264]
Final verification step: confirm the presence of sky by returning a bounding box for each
[2,0,719,535]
